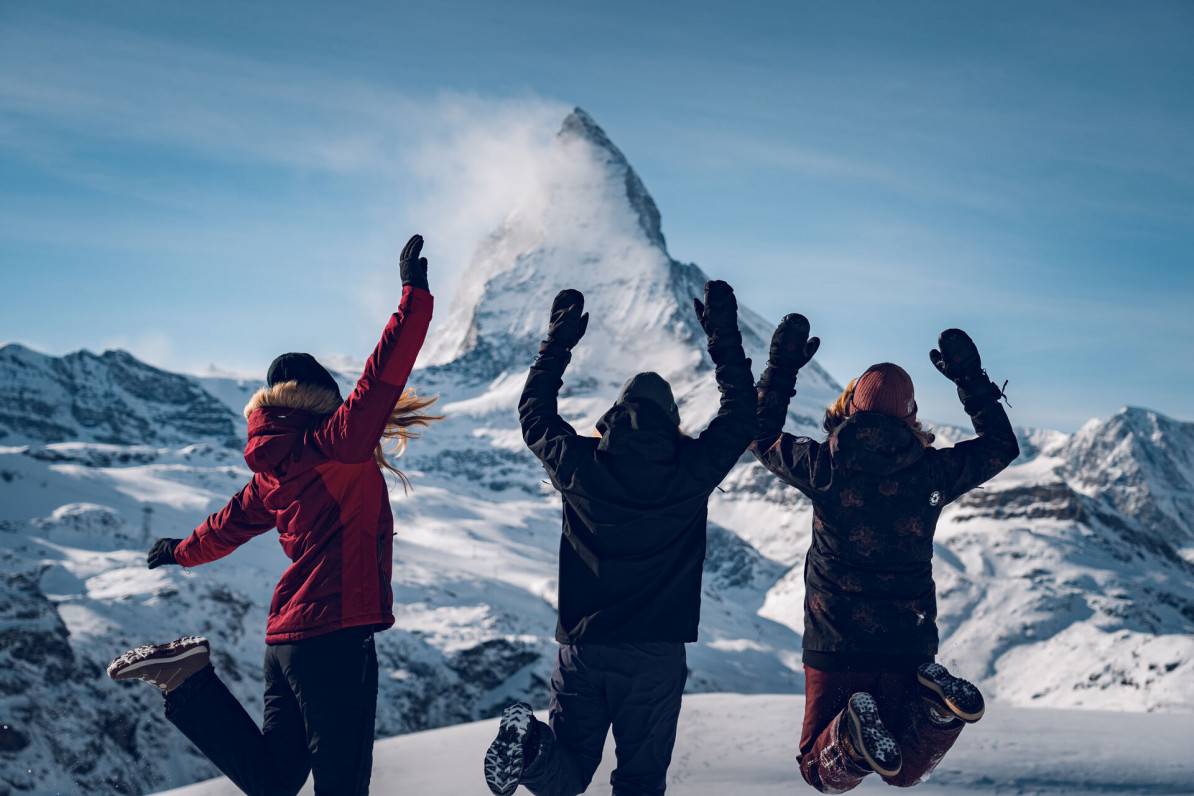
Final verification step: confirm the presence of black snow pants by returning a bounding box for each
[521,642,687,796]
[165,626,379,796]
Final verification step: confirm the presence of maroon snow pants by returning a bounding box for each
[798,666,963,793]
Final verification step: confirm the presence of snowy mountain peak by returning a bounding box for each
[422,109,838,430]
[1062,406,1194,545]
[557,107,666,250]
[1066,406,1194,489]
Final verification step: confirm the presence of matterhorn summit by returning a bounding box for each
[422,107,838,434]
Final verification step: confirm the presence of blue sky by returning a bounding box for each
[1,1,1191,430]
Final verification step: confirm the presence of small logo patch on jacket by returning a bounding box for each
[929,490,943,507]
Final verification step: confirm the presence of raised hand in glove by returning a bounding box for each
[929,328,983,383]
[399,234,429,291]
[768,313,821,371]
[147,538,182,569]
[692,280,739,339]
[544,289,589,350]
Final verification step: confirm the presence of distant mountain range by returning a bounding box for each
[1,108,1190,795]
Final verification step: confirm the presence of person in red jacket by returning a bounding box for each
[107,235,439,796]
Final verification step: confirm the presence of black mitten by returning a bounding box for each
[930,329,1008,408]
[543,289,589,351]
[693,280,744,356]
[767,313,820,372]
[399,234,429,291]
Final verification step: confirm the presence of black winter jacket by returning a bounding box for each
[753,374,1019,670]
[519,342,755,644]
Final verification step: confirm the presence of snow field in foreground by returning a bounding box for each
[155,693,1194,796]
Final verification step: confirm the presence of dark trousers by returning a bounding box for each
[165,627,379,796]
[799,665,963,793]
[521,642,686,796]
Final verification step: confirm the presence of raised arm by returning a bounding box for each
[689,280,756,482]
[928,328,1020,503]
[311,235,435,463]
[751,313,824,495]
[165,477,276,568]
[519,289,589,479]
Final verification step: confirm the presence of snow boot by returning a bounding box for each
[917,662,985,723]
[844,692,902,778]
[107,636,210,693]
[484,702,538,796]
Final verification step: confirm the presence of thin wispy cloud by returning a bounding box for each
[0,21,411,176]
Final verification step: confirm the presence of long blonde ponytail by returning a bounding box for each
[374,389,444,492]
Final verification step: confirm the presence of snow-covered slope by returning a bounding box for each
[2,109,1192,795]
[156,694,1194,796]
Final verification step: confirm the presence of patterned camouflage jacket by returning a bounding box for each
[752,372,1019,671]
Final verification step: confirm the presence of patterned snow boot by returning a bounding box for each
[107,636,210,693]
[844,691,903,778]
[917,662,985,723]
[484,701,538,796]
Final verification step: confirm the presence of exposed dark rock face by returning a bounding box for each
[0,343,240,448]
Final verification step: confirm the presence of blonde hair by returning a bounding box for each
[822,378,859,435]
[374,389,444,492]
[823,379,934,446]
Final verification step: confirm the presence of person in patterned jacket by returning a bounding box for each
[752,315,1019,792]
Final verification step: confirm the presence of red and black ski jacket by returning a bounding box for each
[174,286,434,644]
[753,372,1019,670]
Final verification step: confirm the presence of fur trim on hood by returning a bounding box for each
[243,380,342,420]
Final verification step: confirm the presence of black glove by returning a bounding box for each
[931,328,1008,408]
[147,538,182,569]
[929,328,983,383]
[543,289,589,351]
[399,234,429,291]
[768,313,821,371]
[692,280,740,339]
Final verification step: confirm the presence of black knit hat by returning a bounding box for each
[617,372,680,426]
[266,353,342,398]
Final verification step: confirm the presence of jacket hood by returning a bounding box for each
[615,372,680,427]
[830,411,926,475]
[241,381,341,473]
[596,399,681,462]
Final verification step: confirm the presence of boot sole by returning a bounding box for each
[107,639,209,680]
[847,692,902,778]
[918,663,985,723]
[484,703,533,796]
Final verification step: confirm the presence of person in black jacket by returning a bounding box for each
[484,281,756,796]
[752,316,1019,792]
